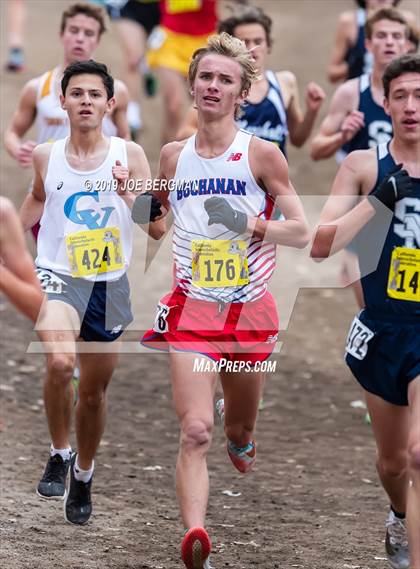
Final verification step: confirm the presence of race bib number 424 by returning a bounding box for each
[66,227,124,277]
[387,247,420,302]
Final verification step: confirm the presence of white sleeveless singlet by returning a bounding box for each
[36,136,133,281]
[170,129,276,303]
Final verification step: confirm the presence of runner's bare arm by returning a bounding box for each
[247,138,310,248]
[310,79,361,160]
[19,143,49,232]
[0,197,45,322]
[176,105,198,140]
[327,11,354,83]
[283,72,325,147]
[4,79,38,166]
[153,140,187,211]
[311,150,378,259]
[112,80,131,140]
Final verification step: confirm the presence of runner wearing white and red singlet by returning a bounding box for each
[132,33,309,569]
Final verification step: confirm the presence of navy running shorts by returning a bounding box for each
[36,268,133,342]
[345,308,420,406]
[106,0,160,34]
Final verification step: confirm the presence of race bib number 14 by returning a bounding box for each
[387,247,420,302]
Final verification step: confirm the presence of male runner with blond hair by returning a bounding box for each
[135,32,309,567]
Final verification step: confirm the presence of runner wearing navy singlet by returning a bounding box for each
[337,73,393,162]
[312,54,420,569]
[311,8,410,307]
[312,8,410,163]
[177,5,325,157]
[236,70,288,156]
[327,0,417,84]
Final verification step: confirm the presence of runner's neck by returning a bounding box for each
[389,138,420,178]
[195,120,239,159]
[66,130,109,162]
[390,138,420,177]
[370,68,385,104]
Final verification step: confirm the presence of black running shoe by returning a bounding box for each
[144,71,157,97]
[37,453,71,499]
[64,453,92,525]
[6,47,25,72]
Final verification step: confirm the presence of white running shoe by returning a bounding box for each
[385,509,409,569]
[215,398,225,424]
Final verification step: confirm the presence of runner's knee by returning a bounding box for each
[163,90,184,120]
[377,452,408,479]
[180,417,213,451]
[408,443,420,472]
[166,103,183,124]
[79,386,107,409]
[126,53,141,71]
[47,354,75,385]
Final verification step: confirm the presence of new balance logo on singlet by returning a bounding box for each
[227,153,242,162]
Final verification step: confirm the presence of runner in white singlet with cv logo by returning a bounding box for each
[19,59,162,526]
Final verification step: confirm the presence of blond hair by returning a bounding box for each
[188,32,259,119]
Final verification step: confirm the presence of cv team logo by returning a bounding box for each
[64,191,115,230]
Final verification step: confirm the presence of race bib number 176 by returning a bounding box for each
[191,239,249,288]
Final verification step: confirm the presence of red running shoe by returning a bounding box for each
[227,440,256,473]
[181,527,212,569]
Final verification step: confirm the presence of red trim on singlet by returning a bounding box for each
[260,192,275,220]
